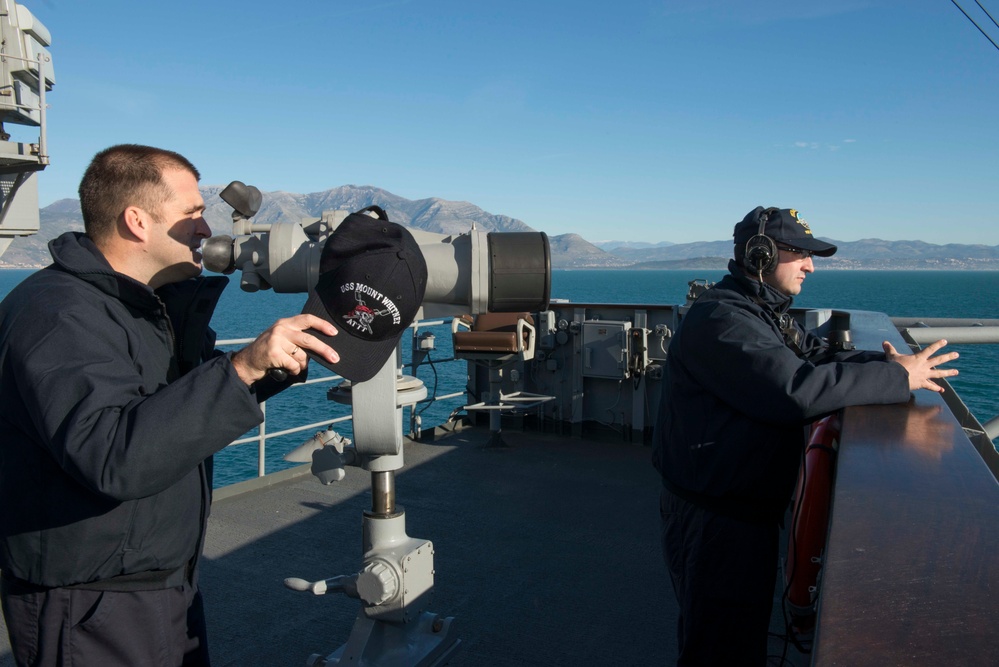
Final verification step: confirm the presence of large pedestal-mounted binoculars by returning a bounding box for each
[202,181,551,318]
[203,181,551,664]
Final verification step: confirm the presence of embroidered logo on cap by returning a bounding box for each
[789,209,814,236]
[341,282,402,336]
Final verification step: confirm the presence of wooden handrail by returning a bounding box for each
[810,317,999,665]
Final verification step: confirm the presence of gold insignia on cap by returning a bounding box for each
[789,209,813,236]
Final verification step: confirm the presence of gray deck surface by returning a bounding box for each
[1,425,809,666]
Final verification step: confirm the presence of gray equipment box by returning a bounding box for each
[581,320,632,379]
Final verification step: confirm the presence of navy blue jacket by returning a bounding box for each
[652,262,911,522]
[0,232,280,588]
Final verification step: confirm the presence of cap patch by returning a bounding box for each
[789,209,813,236]
[341,282,402,335]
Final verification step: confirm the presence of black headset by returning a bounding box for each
[743,207,780,276]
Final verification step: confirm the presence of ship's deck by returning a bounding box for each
[1,424,808,666]
[3,309,997,666]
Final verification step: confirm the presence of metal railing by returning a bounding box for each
[893,316,999,443]
[216,319,467,479]
[217,315,999,481]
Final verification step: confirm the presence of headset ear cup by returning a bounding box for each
[743,206,779,275]
[745,234,778,275]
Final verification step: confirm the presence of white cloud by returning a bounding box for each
[794,139,857,151]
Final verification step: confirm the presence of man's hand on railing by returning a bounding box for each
[883,338,959,393]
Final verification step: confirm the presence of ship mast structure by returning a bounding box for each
[0,0,52,261]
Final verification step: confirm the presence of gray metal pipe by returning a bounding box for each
[901,326,999,345]
[893,317,999,328]
[983,416,999,442]
[371,471,396,515]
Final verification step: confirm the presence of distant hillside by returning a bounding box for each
[594,240,676,251]
[610,240,733,263]
[629,257,731,270]
[0,198,87,268]
[0,185,546,268]
[549,234,630,268]
[607,238,999,270]
[2,186,997,269]
[198,184,535,238]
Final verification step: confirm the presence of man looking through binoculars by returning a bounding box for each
[0,144,339,666]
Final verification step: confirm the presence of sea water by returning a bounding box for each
[2,268,997,486]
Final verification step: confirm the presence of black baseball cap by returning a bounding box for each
[733,206,838,257]
[302,206,428,382]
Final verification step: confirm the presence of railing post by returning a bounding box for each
[258,400,267,477]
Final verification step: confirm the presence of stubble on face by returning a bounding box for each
[763,251,813,296]
[146,168,210,287]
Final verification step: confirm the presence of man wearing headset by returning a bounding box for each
[651,206,958,665]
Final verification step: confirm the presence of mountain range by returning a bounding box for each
[2,185,997,270]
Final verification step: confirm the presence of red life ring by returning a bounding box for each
[785,414,841,628]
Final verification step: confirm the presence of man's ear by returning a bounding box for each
[121,205,152,242]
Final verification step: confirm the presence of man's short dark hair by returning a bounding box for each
[78,144,201,243]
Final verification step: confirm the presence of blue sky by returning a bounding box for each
[13,0,999,245]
